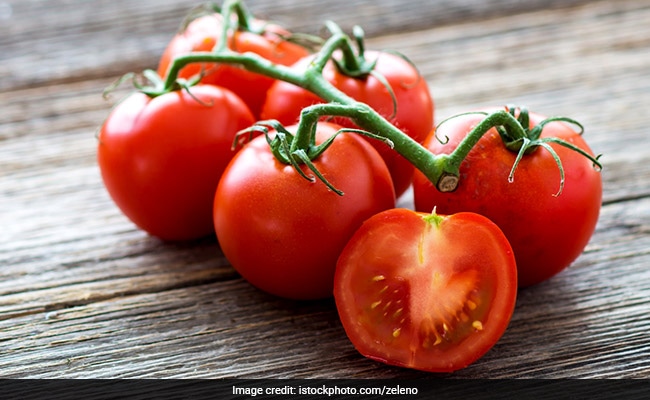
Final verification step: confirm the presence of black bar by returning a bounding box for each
[2,379,650,400]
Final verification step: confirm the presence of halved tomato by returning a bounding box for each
[334,208,517,372]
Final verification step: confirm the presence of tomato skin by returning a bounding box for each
[98,85,255,241]
[334,208,517,373]
[157,14,309,118]
[260,51,434,197]
[213,122,396,300]
[413,111,603,287]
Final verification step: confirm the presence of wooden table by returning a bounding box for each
[2,0,649,380]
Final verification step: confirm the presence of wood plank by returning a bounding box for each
[1,195,649,378]
[1,0,605,91]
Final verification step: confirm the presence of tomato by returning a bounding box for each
[334,208,517,373]
[98,84,255,241]
[412,109,603,287]
[213,122,396,300]
[260,50,434,197]
[157,14,310,118]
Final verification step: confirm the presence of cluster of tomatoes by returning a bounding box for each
[97,2,603,373]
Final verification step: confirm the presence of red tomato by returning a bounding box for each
[260,51,434,197]
[98,85,255,241]
[334,208,517,373]
[413,110,602,287]
[157,14,310,117]
[213,122,396,300]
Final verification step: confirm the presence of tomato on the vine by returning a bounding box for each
[213,122,396,300]
[260,50,434,197]
[157,14,310,117]
[413,108,602,287]
[98,84,255,241]
[334,208,517,373]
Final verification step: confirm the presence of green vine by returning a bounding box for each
[437,106,603,196]
[115,0,602,196]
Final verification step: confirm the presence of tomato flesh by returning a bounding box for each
[334,209,517,372]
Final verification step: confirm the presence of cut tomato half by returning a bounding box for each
[334,208,517,372]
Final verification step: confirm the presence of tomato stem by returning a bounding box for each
[442,106,603,196]
[213,0,259,54]
[159,2,451,192]
[162,32,450,191]
[443,109,527,175]
[321,22,362,73]
[154,1,601,194]
[294,102,450,191]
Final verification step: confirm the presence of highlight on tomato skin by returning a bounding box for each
[333,208,518,373]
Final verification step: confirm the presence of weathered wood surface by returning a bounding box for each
[1,0,650,378]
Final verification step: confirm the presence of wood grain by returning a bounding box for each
[1,0,649,378]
